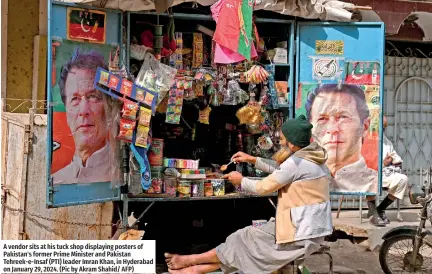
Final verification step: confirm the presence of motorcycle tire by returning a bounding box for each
[379,234,427,274]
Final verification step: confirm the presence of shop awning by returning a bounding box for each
[60,0,368,22]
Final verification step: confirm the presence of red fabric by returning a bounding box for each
[140,30,176,57]
[213,0,242,54]
[140,30,154,48]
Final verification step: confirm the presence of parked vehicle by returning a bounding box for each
[379,183,432,273]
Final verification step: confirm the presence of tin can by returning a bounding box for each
[149,138,164,166]
[191,180,205,197]
[204,182,213,197]
[211,179,225,196]
[177,180,191,197]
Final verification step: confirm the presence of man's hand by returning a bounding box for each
[384,154,393,167]
[231,152,257,164]
[222,171,244,185]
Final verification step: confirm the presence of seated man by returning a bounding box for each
[165,115,333,274]
[368,117,409,226]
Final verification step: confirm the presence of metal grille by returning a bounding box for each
[394,77,432,188]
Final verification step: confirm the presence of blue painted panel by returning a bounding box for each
[47,1,122,208]
[52,5,67,38]
[296,22,383,84]
[53,182,119,207]
[295,22,385,196]
[106,12,121,45]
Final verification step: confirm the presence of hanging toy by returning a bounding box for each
[244,65,269,84]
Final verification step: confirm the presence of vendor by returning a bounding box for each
[165,115,333,274]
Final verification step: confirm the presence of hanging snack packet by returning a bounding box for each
[108,74,120,90]
[120,79,133,97]
[135,125,150,148]
[135,87,146,103]
[99,70,109,86]
[138,107,152,126]
[117,118,136,142]
[122,100,139,120]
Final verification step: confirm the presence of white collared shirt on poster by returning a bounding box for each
[52,144,111,184]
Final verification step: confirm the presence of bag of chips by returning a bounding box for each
[138,107,151,127]
[117,118,136,142]
[135,125,150,148]
[122,100,139,120]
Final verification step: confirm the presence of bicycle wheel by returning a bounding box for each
[379,234,432,274]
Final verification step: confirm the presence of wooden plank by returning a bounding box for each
[1,0,8,110]
[3,118,25,240]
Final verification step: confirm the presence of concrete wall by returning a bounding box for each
[4,0,47,114]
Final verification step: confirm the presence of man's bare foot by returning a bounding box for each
[168,265,200,274]
[165,253,194,270]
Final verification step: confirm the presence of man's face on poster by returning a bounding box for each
[309,92,368,166]
[64,67,107,150]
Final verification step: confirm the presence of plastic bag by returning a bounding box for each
[135,52,177,105]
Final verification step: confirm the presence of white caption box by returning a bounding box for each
[1,240,156,273]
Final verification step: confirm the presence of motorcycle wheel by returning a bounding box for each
[379,234,432,274]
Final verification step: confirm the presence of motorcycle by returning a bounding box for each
[379,183,432,273]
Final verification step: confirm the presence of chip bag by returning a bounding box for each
[135,125,150,148]
[117,118,136,142]
[122,100,139,120]
[138,107,151,127]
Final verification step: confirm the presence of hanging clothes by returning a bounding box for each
[212,0,257,62]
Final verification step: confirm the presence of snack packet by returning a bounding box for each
[117,118,136,142]
[135,125,150,148]
[120,79,133,97]
[122,100,139,120]
[135,87,145,103]
[138,107,151,127]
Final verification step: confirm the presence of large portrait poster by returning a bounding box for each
[295,22,384,195]
[51,40,115,186]
[296,83,380,194]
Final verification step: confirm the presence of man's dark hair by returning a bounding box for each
[305,84,370,124]
[58,48,108,105]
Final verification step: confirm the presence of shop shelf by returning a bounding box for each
[126,192,277,202]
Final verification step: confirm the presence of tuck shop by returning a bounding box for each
[47,0,385,261]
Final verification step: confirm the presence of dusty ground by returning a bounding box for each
[304,240,383,274]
